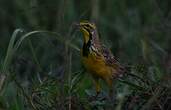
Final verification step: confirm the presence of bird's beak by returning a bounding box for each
[70,22,81,34]
[73,22,81,28]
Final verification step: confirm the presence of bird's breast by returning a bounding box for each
[81,52,112,78]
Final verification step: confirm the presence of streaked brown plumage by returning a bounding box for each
[77,21,126,95]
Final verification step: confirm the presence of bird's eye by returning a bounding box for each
[83,24,90,29]
[85,24,93,30]
[85,24,90,27]
[83,24,89,29]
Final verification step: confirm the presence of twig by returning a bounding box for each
[140,87,163,110]
[0,74,6,93]
[14,79,38,110]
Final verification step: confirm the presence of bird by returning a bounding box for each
[76,21,126,96]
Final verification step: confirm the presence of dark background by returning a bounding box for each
[0,0,171,110]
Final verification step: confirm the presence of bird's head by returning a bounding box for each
[77,21,96,44]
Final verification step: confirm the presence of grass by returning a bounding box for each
[0,28,170,110]
[0,0,171,109]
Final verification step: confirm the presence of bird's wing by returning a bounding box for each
[101,45,120,66]
[101,45,126,77]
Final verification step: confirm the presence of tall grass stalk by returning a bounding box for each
[0,29,23,93]
[0,29,80,94]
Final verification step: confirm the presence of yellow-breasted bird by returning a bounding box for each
[77,21,126,95]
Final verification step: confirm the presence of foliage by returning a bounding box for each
[0,0,171,110]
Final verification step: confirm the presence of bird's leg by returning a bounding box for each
[105,77,115,101]
[92,76,101,98]
[104,77,116,110]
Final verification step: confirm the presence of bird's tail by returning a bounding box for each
[116,64,131,78]
[118,64,146,84]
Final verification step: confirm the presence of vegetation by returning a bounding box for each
[0,0,171,110]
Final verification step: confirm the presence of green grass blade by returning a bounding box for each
[14,30,80,52]
[2,29,23,73]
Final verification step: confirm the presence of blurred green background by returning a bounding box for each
[0,0,171,110]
